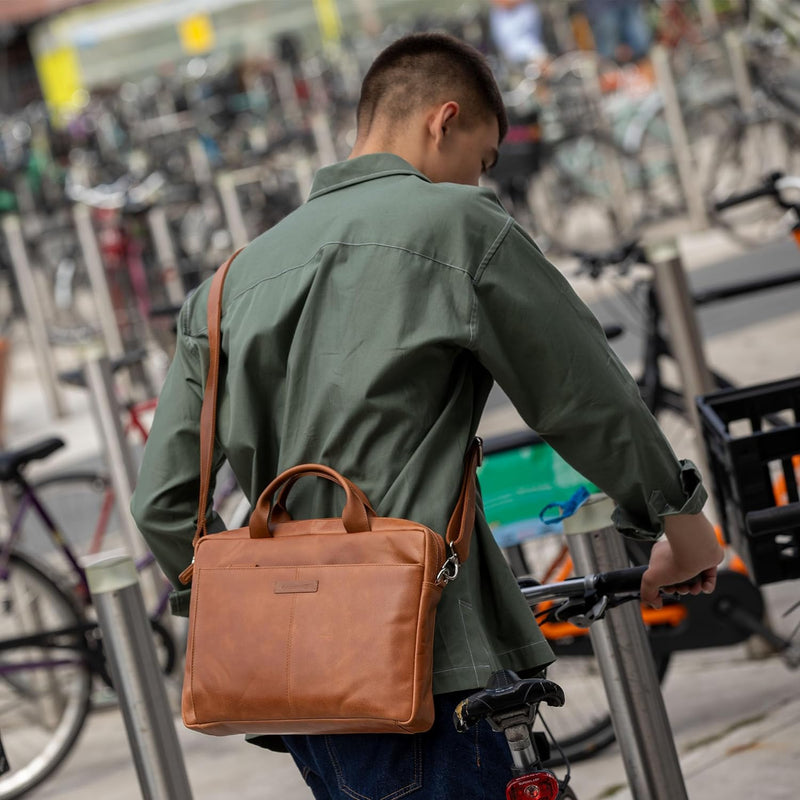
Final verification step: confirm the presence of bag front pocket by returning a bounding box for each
[188,562,432,728]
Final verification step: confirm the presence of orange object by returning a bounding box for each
[570,12,595,51]
[539,601,687,643]
[771,455,800,505]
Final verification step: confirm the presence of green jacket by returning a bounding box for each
[131,153,705,695]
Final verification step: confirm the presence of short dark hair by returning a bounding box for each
[357,32,508,143]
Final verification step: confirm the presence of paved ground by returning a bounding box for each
[2,224,800,799]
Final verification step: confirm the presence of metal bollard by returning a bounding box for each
[84,358,142,554]
[1,214,65,418]
[582,59,632,232]
[724,30,755,116]
[84,553,193,800]
[647,239,714,483]
[564,495,689,800]
[216,173,250,251]
[696,0,719,32]
[83,356,164,614]
[650,45,708,230]
[146,208,185,306]
[310,111,339,168]
[72,203,126,360]
[187,139,214,187]
[272,62,304,130]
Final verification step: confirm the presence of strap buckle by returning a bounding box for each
[474,436,484,467]
[436,544,461,586]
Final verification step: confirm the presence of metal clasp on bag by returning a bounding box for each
[436,544,460,586]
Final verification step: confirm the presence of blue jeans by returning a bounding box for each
[282,692,514,799]
[590,4,652,61]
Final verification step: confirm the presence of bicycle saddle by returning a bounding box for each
[58,348,148,388]
[454,670,565,733]
[0,437,64,481]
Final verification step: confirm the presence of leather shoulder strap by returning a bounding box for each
[193,248,243,546]
[445,438,482,565]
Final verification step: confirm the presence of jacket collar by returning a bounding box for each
[308,153,431,200]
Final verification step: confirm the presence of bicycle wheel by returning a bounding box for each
[541,640,670,766]
[634,99,738,224]
[21,473,179,677]
[527,133,644,255]
[21,472,119,562]
[0,553,93,800]
[706,109,800,246]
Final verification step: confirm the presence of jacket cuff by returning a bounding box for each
[612,460,708,541]
[169,588,192,617]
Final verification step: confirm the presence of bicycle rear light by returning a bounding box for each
[506,771,560,800]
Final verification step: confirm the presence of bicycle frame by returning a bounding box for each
[2,472,170,616]
[1,479,90,600]
[0,478,174,692]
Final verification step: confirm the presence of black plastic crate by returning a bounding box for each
[697,377,800,585]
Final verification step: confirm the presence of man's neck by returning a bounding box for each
[349,130,426,176]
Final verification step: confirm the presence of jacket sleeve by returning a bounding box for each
[130,302,227,616]
[471,220,706,538]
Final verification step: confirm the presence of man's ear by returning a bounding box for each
[427,101,461,147]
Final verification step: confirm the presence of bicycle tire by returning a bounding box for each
[529,133,647,255]
[23,471,117,560]
[706,109,800,246]
[541,641,670,767]
[0,552,93,800]
[23,472,179,676]
[634,99,737,225]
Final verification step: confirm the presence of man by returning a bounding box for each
[489,0,549,67]
[131,32,722,799]
[583,0,653,63]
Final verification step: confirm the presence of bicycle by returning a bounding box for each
[455,670,575,800]
[18,348,248,562]
[454,562,730,800]
[0,436,178,800]
[559,172,800,468]
[478,427,799,764]
[523,558,797,766]
[482,175,800,750]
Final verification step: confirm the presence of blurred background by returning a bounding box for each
[1,4,799,800]
[0,0,799,398]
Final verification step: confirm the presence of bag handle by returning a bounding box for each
[271,470,375,524]
[189,250,482,569]
[250,465,376,538]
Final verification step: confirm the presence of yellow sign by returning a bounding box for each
[313,0,342,44]
[35,46,86,125]
[178,14,216,55]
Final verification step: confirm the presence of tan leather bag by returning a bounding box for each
[179,252,482,736]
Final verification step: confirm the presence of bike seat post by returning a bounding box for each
[502,716,541,776]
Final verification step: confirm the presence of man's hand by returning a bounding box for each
[640,513,724,609]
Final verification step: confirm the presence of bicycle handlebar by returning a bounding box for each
[714,184,775,211]
[571,240,646,278]
[594,565,648,594]
[713,172,800,214]
[519,565,646,605]
[745,502,800,538]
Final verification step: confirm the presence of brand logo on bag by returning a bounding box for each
[274,580,319,594]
